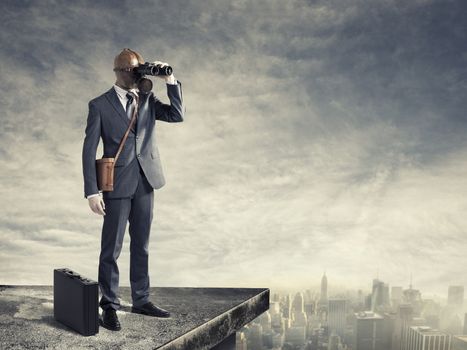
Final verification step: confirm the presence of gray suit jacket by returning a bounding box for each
[82,81,184,199]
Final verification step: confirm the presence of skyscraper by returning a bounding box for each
[372,278,390,312]
[321,271,328,303]
[292,292,307,327]
[392,286,403,308]
[448,286,464,308]
[328,299,347,339]
[405,326,451,350]
[248,323,263,350]
[353,311,385,350]
[318,272,329,324]
[452,335,467,350]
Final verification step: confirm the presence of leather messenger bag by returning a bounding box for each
[95,94,139,191]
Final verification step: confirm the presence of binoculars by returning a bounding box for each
[136,62,173,76]
[113,62,173,77]
[113,61,174,94]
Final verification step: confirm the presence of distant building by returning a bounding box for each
[272,331,285,349]
[236,331,247,350]
[448,286,464,308]
[372,279,390,312]
[282,293,292,320]
[285,325,306,347]
[353,310,385,350]
[392,287,403,306]
[402,287,423,316]
[258,310,272,333]
[328,299,347,339]
[292,292,308,327]
[392,303,413,350]
[318,272,329,324]
[405,326,451,350]
[380,312,396,350]
[328,331,340,350]
[248,323,263,350]
[452,335,467,350]
[321,272,328,303]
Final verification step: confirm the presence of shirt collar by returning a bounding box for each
[113,83,139,99]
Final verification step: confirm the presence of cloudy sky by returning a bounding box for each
[0,0,466,298]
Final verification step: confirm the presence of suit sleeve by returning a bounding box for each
[151,80,185,122]
[82,101,101,199]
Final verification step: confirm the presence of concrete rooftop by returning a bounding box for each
[0,285,269,349]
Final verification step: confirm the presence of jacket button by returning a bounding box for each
[137,154,141,158]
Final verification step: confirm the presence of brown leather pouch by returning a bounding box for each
[95,95,139,192]
[96,157,116,191]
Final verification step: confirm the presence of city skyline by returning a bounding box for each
[240,273,467,349]
[270,273,467,305]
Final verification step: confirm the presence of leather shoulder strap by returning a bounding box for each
[114,96,139,164]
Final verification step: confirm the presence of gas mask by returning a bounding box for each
[112,67,151,94]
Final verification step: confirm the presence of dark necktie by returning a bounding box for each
[126,92,137,120]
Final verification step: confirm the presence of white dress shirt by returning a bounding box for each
[87,76,178,199]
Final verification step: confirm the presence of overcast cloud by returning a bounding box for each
[0,0,466,297]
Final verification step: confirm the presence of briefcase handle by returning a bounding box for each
[64,269,92,283]
[65,270,79,277]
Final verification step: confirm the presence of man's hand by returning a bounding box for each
[152,60,176,83]
[88,195,106,216]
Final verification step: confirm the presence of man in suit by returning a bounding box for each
[82,48,184,331]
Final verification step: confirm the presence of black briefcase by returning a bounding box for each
[53,268,99,336]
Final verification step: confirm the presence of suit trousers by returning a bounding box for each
[98,162,154,311]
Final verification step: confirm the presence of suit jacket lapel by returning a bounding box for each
[104,87,131,129]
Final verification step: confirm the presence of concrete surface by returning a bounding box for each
[0,285,269,350]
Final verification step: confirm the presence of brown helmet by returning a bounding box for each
[113,48,144,71]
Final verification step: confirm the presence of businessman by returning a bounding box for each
[82,48,184,331]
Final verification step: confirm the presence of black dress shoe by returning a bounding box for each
[99,308,121,331]
[131,301,171,317]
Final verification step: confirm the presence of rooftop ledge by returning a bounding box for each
[0,285,270,350]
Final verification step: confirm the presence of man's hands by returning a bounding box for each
[88,195,106,216]
[152,60,176,84]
